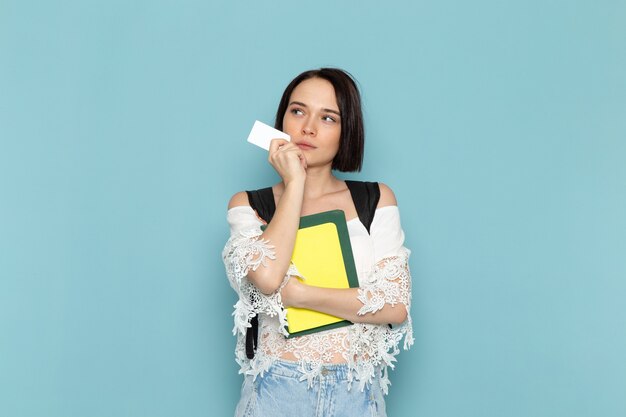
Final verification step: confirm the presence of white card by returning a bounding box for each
[247,120,290,151]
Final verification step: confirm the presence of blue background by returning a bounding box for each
[1,1,625,416]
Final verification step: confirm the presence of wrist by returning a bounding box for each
[284,177,305,189]
[292,279,309,309]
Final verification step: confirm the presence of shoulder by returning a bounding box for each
[227,191,250,209]
[370,183,405,252]
[377,182,398,208]
[226,191,264,229]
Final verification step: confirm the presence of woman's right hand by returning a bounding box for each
[268,139,307,186]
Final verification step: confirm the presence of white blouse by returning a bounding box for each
[222,204,413,393]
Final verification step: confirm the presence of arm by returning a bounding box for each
[281,183,412,325]
[226,139,307,295]
[280,281,408,325]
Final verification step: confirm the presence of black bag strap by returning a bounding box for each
[345,180,380,234]
[242,181,380,359]
[243,188,274,359]
[246,187,276,223]
[244,315,258,359]
[246,182,380,231]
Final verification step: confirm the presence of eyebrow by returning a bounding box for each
[289,101,341,116]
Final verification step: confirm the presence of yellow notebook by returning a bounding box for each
[280,210,359,337]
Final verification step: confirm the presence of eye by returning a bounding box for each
[322,115,337,123]
[290,108,304,116]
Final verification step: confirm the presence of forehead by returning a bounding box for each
[289,78,338,110]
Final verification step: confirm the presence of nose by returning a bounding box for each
[302,117,316,136]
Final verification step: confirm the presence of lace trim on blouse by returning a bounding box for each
[222,228,289,338]
[357,253,411,316]
[256,247,413,393]
[222,208,413,394]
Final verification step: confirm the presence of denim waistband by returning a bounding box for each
[267,359,353,381]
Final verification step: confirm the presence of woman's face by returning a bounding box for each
[282,77,341,169]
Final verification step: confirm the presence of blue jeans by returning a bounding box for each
[235,359,387,417]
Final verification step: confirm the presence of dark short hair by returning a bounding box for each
[274,68,364,172]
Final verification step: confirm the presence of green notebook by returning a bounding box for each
[263,210,359,337]
[287,210,359,337]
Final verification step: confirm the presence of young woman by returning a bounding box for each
[223,68,413,417]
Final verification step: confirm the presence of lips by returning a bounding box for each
[296,141,316,150]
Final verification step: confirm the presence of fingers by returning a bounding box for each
[268,139,304,162]
[299,151,308,170]
[268,138,308,183]
[268,138,290,154]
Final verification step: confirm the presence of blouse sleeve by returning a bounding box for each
[222,206,292,337]
[355,206,414,347]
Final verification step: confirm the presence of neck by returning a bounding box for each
[303,165,338,199]
[293,165,344,200]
